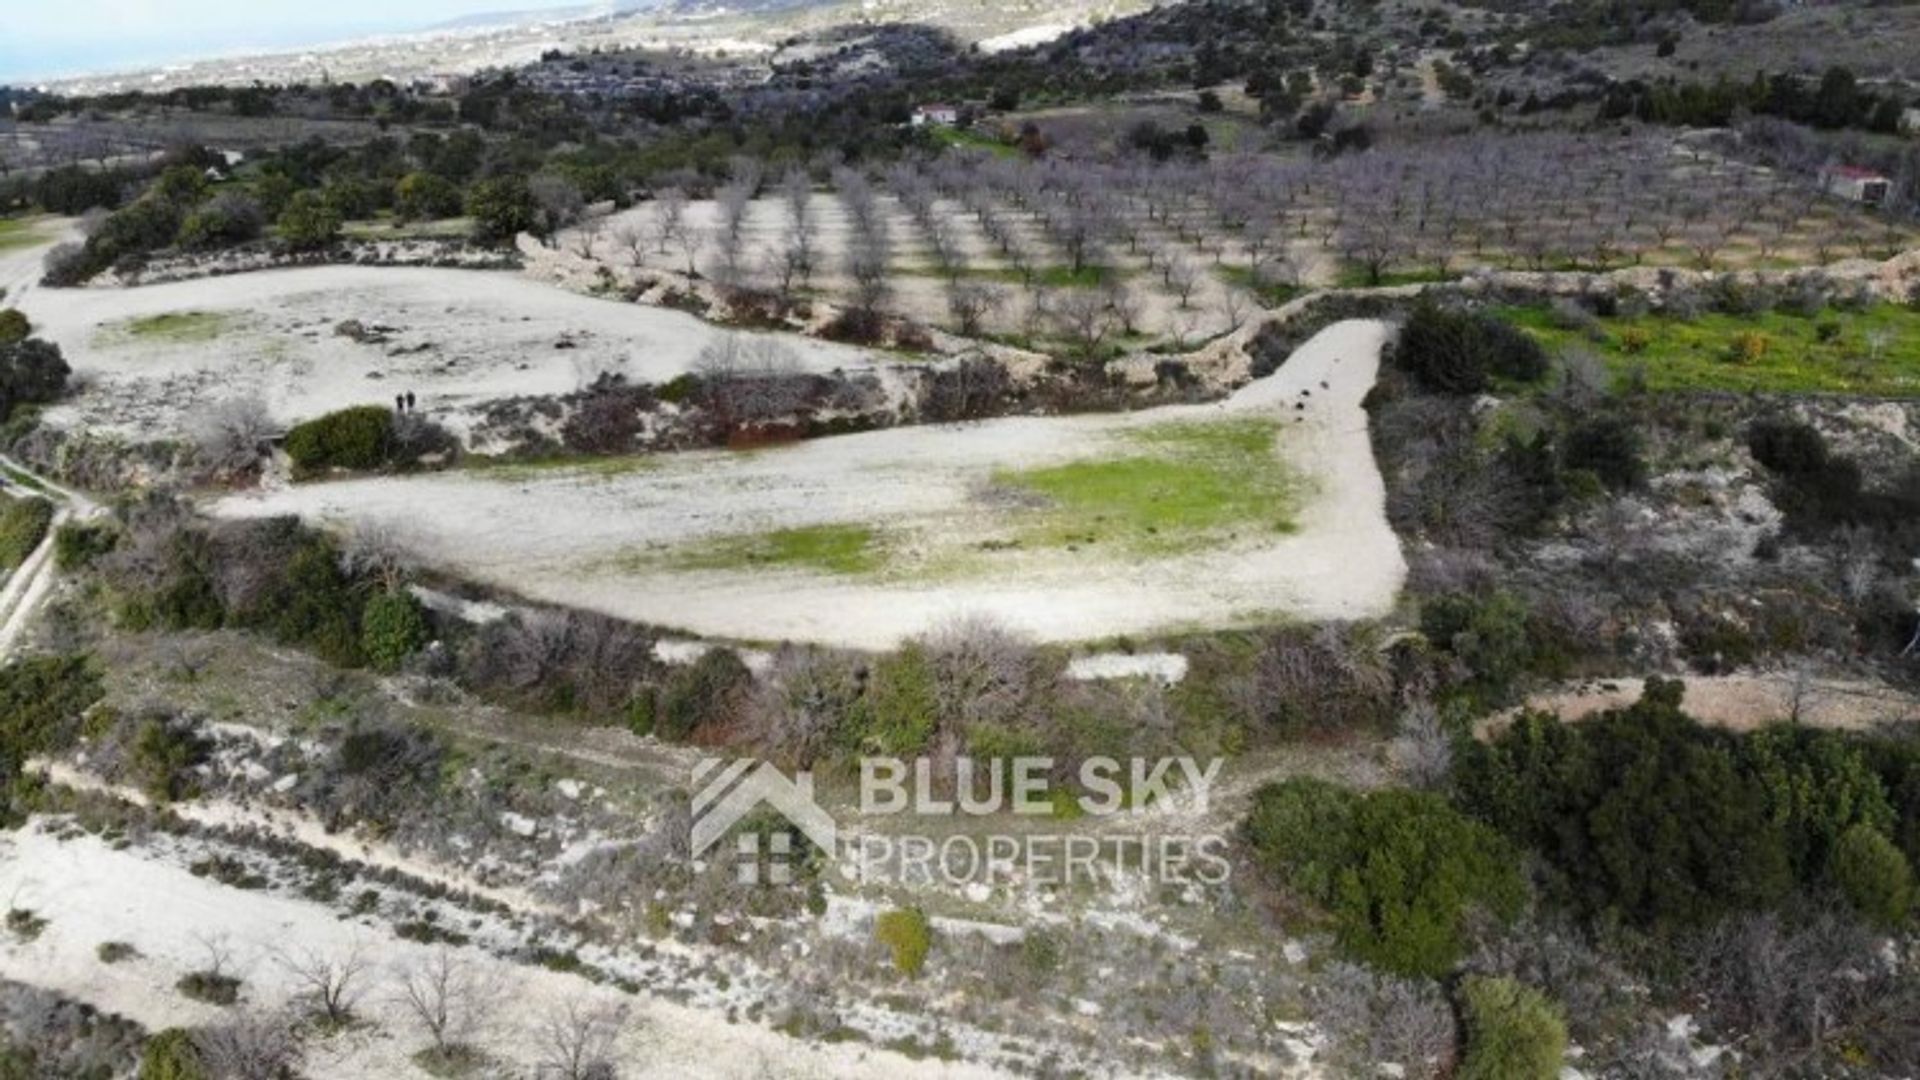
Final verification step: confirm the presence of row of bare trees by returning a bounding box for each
[182,936,633,1079]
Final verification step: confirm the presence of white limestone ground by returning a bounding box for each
[0,821,1009,1080]
[211,320,1406,650]
[14,264,889,443]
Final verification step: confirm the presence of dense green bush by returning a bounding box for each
[283,406,393,472]
[276,190,342,251]
[1560,415,1646,492]
[0,309,27,345]
[855,644,939,756]
[1456,680,1920,931]
[0,495,54,568]
[655,648,752,742]
[876,907,933,977]
[361,589,430,672]
[1395,302,1549,393]
[1833,823,1914,927]
[138,1030,208,1080]
[129,717,212,804]
[466,177,537,244]
[1419,591,1540,703]
[394,171,464,221]
[1243,779,1525,977]
[53,521,117,571]
[0,338,71,420]
[1455,976,1567,1080]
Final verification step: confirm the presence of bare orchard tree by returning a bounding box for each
[193,396,276,478]
[675,226,709,279]
[536,997,633,1080]
[274,941,370,1027]
[569,214,606,261]
[529,174,586,246]
[194,1010,302,1080]
[780,167,818,287]
[651,187,689,256]
[713,179,756,288]
[397,950,500,1064]
[946,279,997,337]
[612,222,649,267]
[1165,254,1202,309]
[1052,287,1113,358]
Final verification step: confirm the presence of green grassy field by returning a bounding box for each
[993,419,1299,555]
[113,311,235,344]
[0,216,47,253]
[668,523,882,576]
[1501,303,1920,395]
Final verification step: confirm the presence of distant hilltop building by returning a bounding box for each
[1818,164,1891,206]
[911,103,961,127]
[421,73,472,96]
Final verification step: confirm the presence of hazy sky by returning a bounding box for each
[0,0,586,82]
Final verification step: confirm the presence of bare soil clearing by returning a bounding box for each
[15,264,888,443]
[212,320,1403,648]
[1501,673,1920,733]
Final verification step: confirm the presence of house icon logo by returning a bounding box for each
[690,759,838,884]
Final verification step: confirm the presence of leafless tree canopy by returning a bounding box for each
[535,997,632,1080]
[397,949,500,1057]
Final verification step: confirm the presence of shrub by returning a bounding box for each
[176,970,242,1005]
[139,1030,208,1080]
[0,495,53,567]
[1455,683,1802,929]
[855,644,939,756]
[361,589,429,673]
[1419,591,1538,703]
[0,338,71,419]
[876,907,933,977]
[0,309,28,344]
[53,521,117,570]
[1242,780,1525,977]
[97,941,140,963]
[0,655,102,775]
[5,907,47,940]
[283,406,393,472]
[1726,331,1771,365]
[1617,326,1652,353]
[130,717,212,804]
[1455,976,1567,1080]
[467,177,537,244]
[1560,415,1646,492]
[394,172,464,221]
[655,648,752,742]
[276,190,342,251]
[1833,823,1913,927]
[1395,303,1548,394]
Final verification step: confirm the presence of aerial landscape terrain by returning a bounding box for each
[3,0,1920,1076]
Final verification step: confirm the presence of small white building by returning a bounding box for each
[1819,164,1892,205]
[1901,107,1920,137]
[911,103,961,127]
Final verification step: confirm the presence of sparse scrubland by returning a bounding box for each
[3,0,1920,1074]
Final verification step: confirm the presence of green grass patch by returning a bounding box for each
[1499,303,1920,396]
[922,264,1119,288]
[116,310,234,343]
[669,523,882,576]
[342,215,475,241]
[927,125,1020,159]
[0,216,47,252]
[0,493,54,569]
[992,419,1299,555]
[460,453,657,483]
[1333,264,1459,289]
[1217,265,1304,307]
